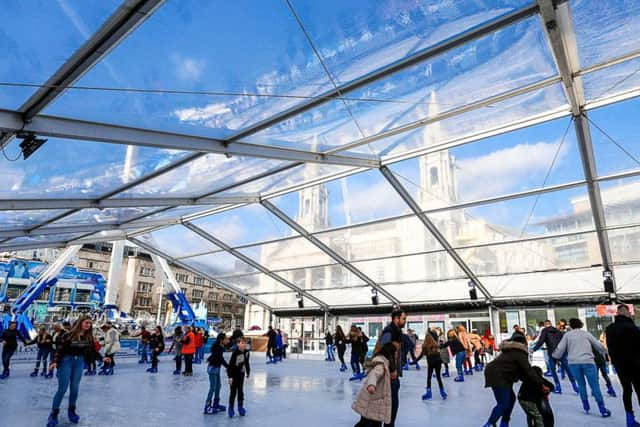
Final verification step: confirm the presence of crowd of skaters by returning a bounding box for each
[2,304,640,426]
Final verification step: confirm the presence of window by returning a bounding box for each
[192,289,204,299]
[194,276,205,285]
[430,167,439,186]
[88,261,94,269]
[176,273,189,283]
[208,292,217,300]
[223,305,232,313]
[140,266,155,277]
[137,281,153,293]
[223,294,232,302]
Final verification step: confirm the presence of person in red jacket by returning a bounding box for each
[181,326,196,376]
[194,328,204,364]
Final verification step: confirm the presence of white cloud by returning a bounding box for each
[333,178,408,222]
[174,103,231,122]
[455,141,569,201]
[170,54,205,81]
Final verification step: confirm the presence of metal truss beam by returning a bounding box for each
[0,110,380,168]
[0,194,259,211]
[182,223,331,311]
[538,0,616,296]
[129,237,272,311]
[260,200,401,306]
[226,5,539,143]
[379,166,493,303]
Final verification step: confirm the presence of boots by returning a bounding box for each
[46,410,59,427]
[41,368,47,376]
[146,367,158,373]
[172,369,181,375]
[403,363,409,371]
[553,383,562,394]
[597,401,611,418]
[228,407,235,418]
[627,412,640,427]
[30,369,39,377]
[581,399,590,414]
[0,369,9,379]
[339,364,347,372]
[45,371,54,379]
[68,406,80,424]
[442,366,450,377]
[213,398,226,413]
[571,381,579,394]
[440,388,448,400]
[499,421,509,427]
[204,402,213,414]
[454,374,464,382]
[349,372,362,381]
[421,387,432,400]
[238,406,246,417]
[607,383,617,397]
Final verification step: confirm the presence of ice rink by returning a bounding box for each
[0,356,630,426]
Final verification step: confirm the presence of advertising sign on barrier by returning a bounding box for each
[596,304,634,317]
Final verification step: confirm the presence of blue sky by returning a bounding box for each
[1,0,640,253]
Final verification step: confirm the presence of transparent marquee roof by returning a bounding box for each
[2,0,640,312]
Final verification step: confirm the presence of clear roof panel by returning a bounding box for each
[216,163,357,197]
[191,204,293,247]
[355,83,569,159]
[614,264,640,294]
[307,288,390,307]
[380,278,470,303]
[268,168,410,233]
[45,1,335,139]
[292,0,532,86]
[352,251,466,284]
[427,185,595,246]
[115,154,287,199]
[459,231,599,276]
[609,225,640,264]
[583,57,640,104]
[0,210,67,230]
[601,177,640,228]
[388,116,583,210]
[0,137,188,198]
[250,292,319,309]
[0,0,120,109]
[343,16,557,139]
[314,215,443,262]
[589,97,640,177]
[218,273,291,295]
[571,0,640,68]
[41,207,159,227]
[126,205,225,227]
[277,264,366,290]
[239,238,333,271]
[180,251,257,279]
[483,267,603,298]
[135,225,219,258]
[77,229,128,242]
[2,232,88,247]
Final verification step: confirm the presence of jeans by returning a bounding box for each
[326,345,335,361]
[36,348,51,371]
[52,355,84,410]
[546,353,575,386]
[487,387,516,425]
[206,366,222,403]
[568,363,603,403]
[350,352,361,374]
[455,351,466,376]
[384,378,400,427]
[139,343,149,362]
[2,346,16,371]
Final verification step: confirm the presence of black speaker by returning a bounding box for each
[297,298,304,309]
[604,277,614,293]
[371,294,379,305]
[469,288,478,300]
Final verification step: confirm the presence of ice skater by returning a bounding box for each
[227,337,251,418]
[325,330,335,361]
[204,332,229,414]
[518,366,555,427]
[335,325,348,372]
[31,326,53,377]
[0,321,25,379]
[348,325,365,381]
[46,315,110,427]
[264,326,277,364]
[421,331,447,401]
[441,329,466,382]
[181,326,196,376]
[168,326,183,375]
[146,326,164,373]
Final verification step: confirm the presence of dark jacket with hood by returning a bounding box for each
[531,326,563,355]
[484,340,542,389]
[606,315,640,373]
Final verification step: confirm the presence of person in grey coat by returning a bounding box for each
[552,318,611,418]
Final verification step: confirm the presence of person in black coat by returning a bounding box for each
[146,326,164,373]
[605,304,640,426]
[0,321,26,378]
[518,366,555,427]
[227,337,250,418]
[325,331,335,362]
[483,334,542,427]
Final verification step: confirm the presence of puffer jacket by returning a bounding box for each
[103,328,121,355]
[468,333,483,351]
[352,355,392,424]
[484,340,541,389]
[457,329,471,353]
